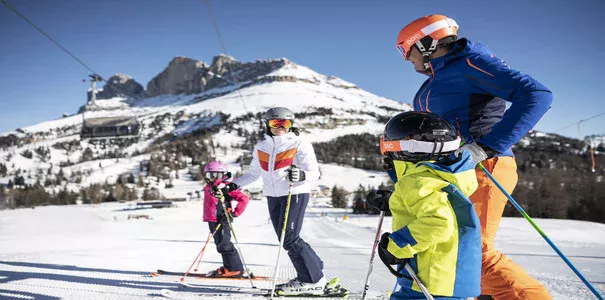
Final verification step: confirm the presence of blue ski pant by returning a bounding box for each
[391,282,464,300]
[267,193,324,283]
[208,220,243,272]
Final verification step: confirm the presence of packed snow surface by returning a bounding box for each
[0,199,604,299]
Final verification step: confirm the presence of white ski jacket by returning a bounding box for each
[234,132,320,197]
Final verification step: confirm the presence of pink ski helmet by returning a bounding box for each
[204,161,228,173]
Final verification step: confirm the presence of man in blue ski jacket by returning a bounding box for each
[395,14,553,299]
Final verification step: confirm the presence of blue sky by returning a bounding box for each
[1,0,604,138]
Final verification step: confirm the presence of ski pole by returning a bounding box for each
[479,163,604,300]
[181,223,222,282]
[270,183,294,299]
[218,193,256,288]
[194,225,221,272]
[361,211,385,300]
[404,264,434,300]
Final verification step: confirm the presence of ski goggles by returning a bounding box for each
[267,119,293,129]
[205,171,226,179]
[380,136,461,156]
[395,45,412,60]
[396,44,410,60]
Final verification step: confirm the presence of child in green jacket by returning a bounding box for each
[368,111,481,299]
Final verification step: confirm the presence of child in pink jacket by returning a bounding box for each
[202,161,249,278]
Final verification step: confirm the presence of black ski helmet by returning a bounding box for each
[380,111,460,162]
[263,107,295,134]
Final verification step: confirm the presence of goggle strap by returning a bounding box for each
[381,137,461,155]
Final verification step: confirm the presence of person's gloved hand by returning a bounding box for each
[212,182,239,198]
[366,190,392,212]
[211,183,225,198]
[454,142,497,165]
[378,232,408,266]
[225,182,238,192]
[285,165,306,182]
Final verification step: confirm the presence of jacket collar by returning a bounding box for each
[392,150,478,197]
[264,132,296,144]
[429,38,472,74]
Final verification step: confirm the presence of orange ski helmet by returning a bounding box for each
[396,14,459,60]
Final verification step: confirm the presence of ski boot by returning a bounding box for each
[205,267,245,278]
[274,276,329,296]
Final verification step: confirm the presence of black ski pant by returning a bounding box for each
[267,193,324,283]
[208,219,243,272]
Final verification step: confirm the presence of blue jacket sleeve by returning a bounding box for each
[465,54,553,153]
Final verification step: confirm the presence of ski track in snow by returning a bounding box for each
[0,200,604,299]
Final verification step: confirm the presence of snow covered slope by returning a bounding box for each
[0,198,603,299]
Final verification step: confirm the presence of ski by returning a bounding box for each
[160,287,354,299]
[161,289,264,299]
[179,282,270,293]
[158,277,367,299]
[151,269,271,280]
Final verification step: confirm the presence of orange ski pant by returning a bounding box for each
[471,157,551,300]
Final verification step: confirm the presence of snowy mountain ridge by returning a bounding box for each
[0,56,410,201]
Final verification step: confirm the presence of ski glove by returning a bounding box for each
[378,233,404,265]
[285,165,306,182]
[378,232,411,278]
[454,142,497,165]
[366,190,392,212]
[211,183,227,198]
[211,182,238,198]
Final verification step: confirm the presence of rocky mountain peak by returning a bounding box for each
[87,73,146,101]
[145,56,291,97]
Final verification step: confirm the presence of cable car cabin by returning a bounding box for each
[80,116,141,140]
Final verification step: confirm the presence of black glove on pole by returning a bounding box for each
[378,232,411,279]
[366,190,393,212]
[286,165,306,182]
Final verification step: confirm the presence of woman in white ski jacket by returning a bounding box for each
[231,107,326,296]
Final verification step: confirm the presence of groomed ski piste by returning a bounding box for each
[1,170,605,300]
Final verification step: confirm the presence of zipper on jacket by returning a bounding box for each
[417,77,433,112]
[418,61,436,112]
[270,136,277,197]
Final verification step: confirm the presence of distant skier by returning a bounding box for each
[202,161,249,278]
[226,107,326,296]
[368,111,481,299]
[395,14,553,299]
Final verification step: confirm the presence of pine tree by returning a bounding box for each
[137,174,144,187]
[81,147,94,162]
[128,173,136,184]
[0,163,7,177]
[114,184,125,201]
[352,185,367,214]
[331,185,347,208]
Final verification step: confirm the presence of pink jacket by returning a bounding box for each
[202,179,249,222]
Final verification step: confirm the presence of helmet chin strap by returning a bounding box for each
[415,39,439,75]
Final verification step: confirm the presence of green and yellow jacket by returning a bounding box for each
[387,151,481,298]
